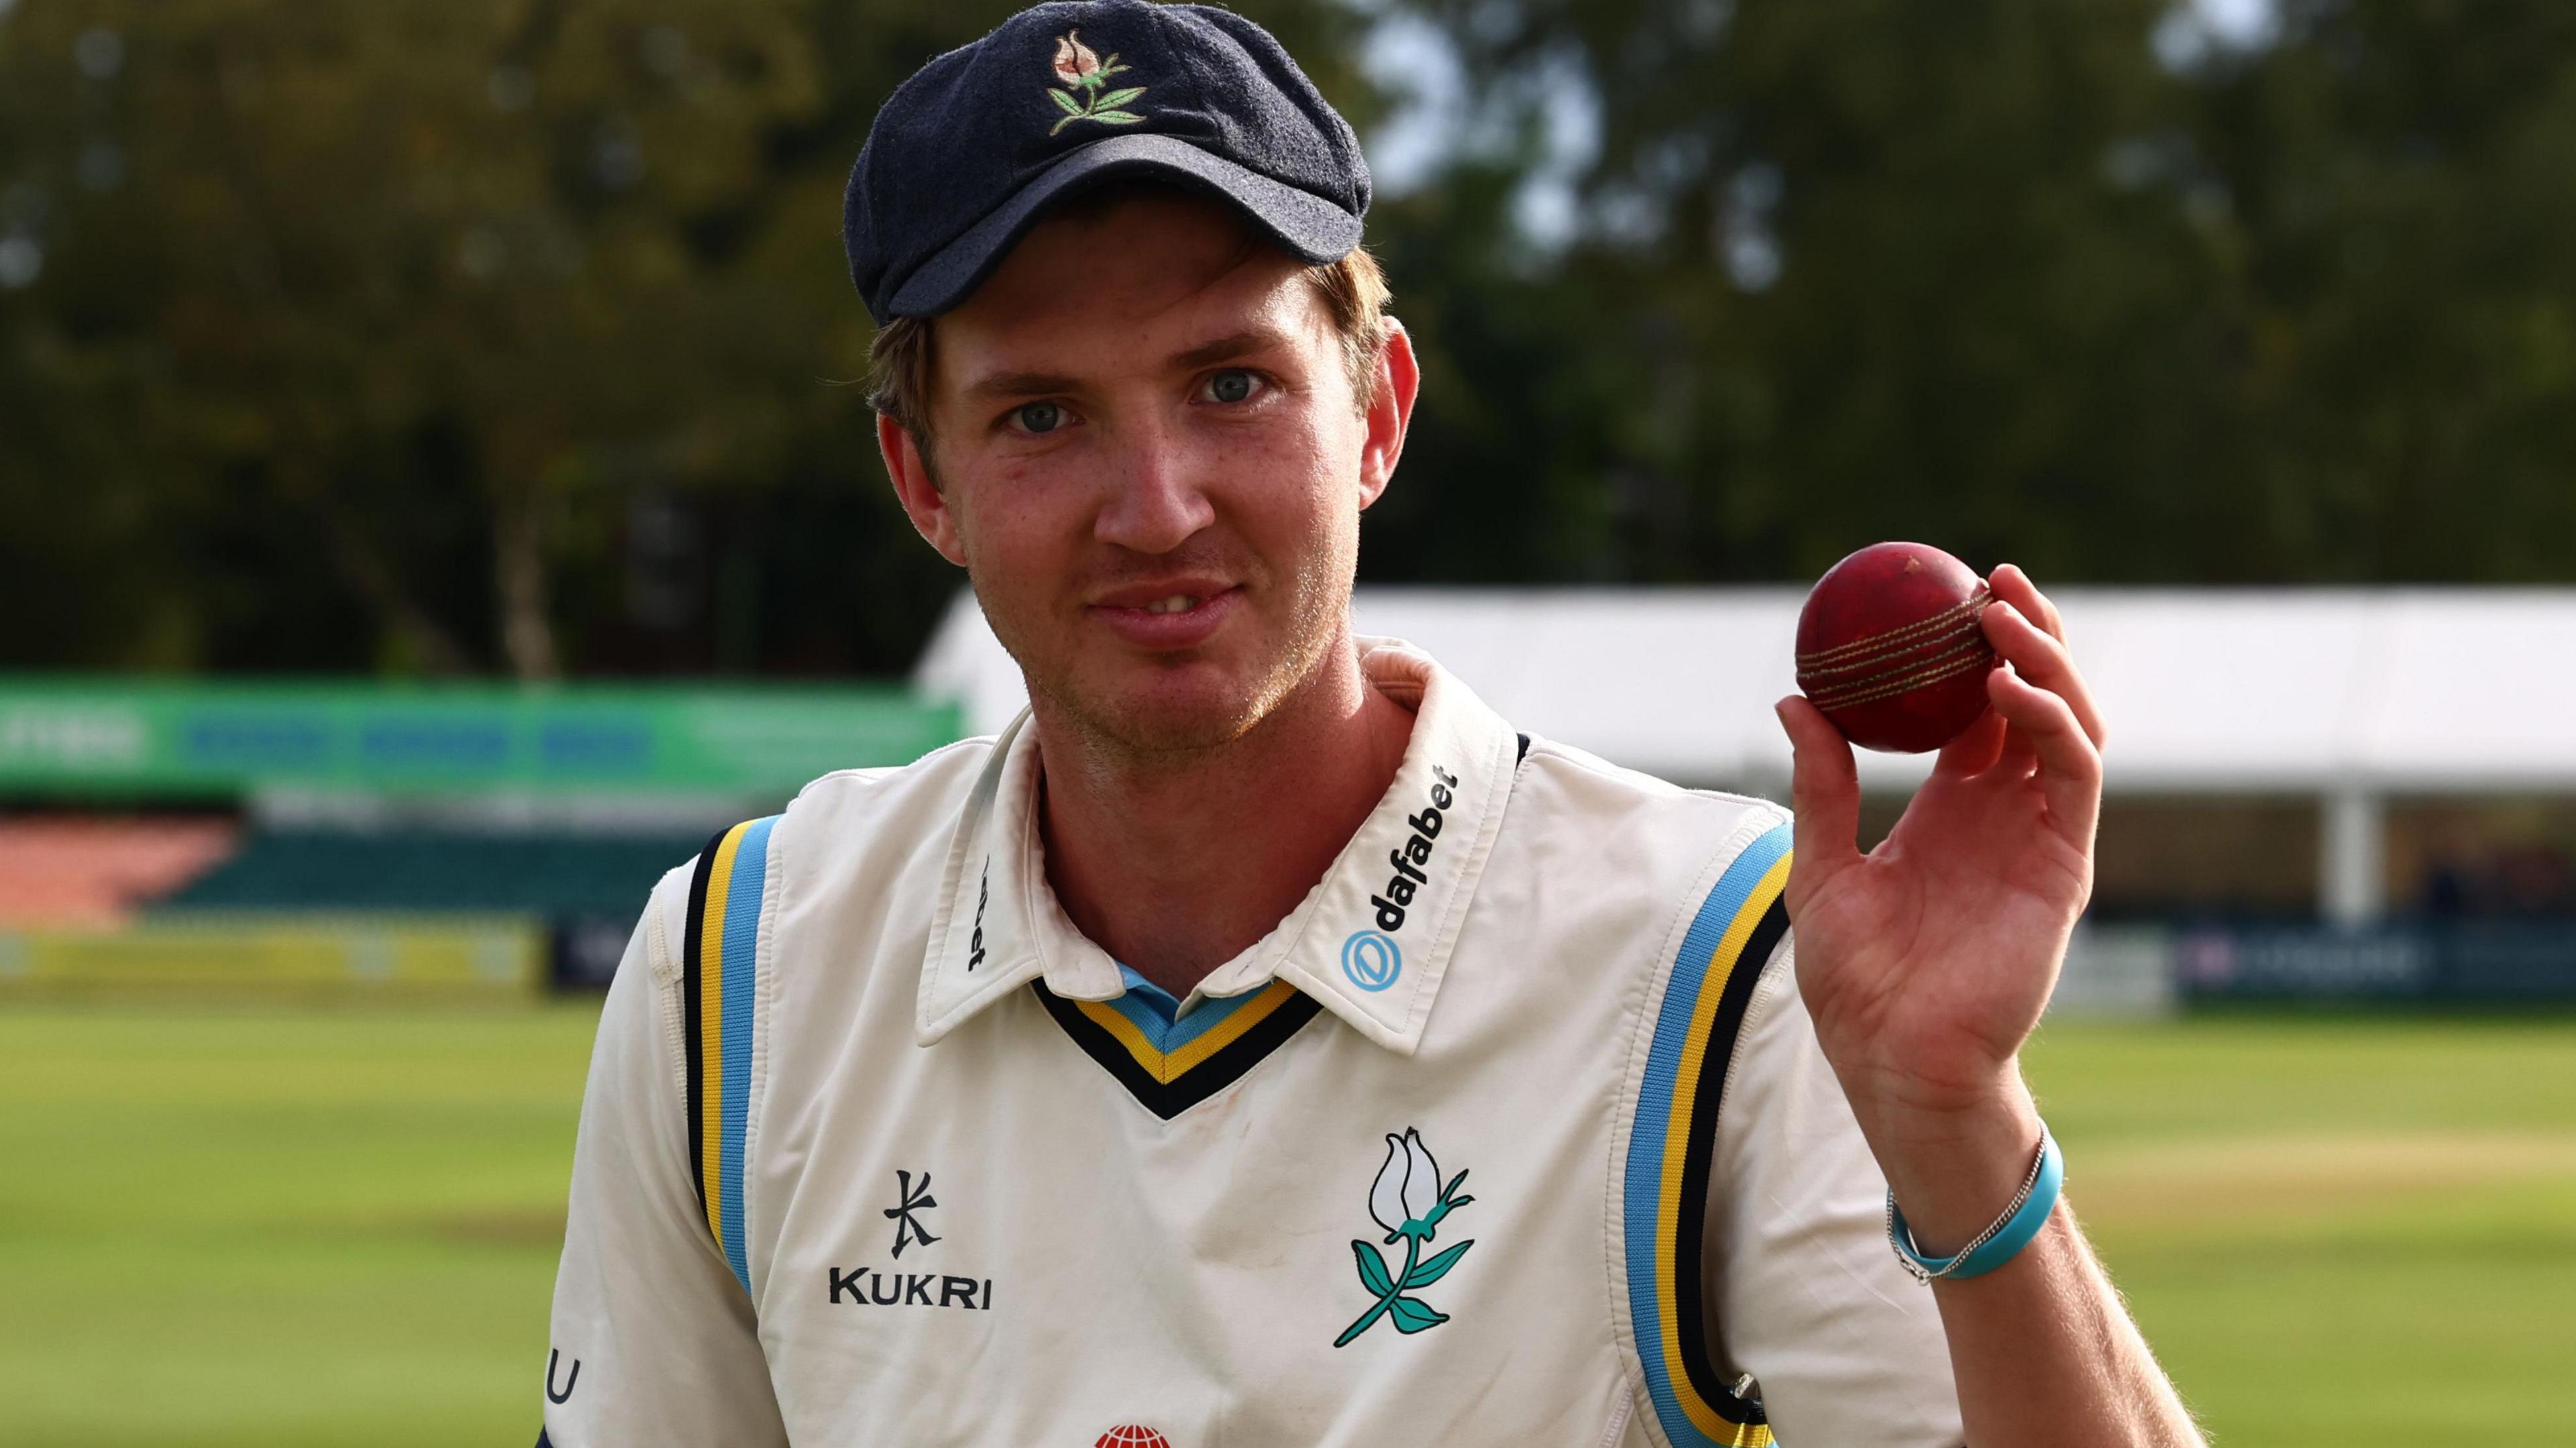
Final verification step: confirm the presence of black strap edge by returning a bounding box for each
[1670,895,1791,1425]
[679,826,728,1225]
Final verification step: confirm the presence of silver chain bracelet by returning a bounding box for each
[1885,1129,2051,1284]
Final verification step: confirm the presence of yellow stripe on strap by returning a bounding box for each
[696,822,746,1241]
[1656,848,1791,1446]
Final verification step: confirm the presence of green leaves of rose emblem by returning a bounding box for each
[1046,31,1146,136]
[1334,1128,1477,1347]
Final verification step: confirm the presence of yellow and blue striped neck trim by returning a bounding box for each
[1035,974,1321,1119]
[682,815,779,1297]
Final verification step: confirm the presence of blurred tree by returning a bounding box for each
[2183,0,2576,581]
[3,0,2574,683]
[1368,0,2239,585]
[6,0,838,675]
[0,0,1371,677]
[1368,0,2576,587]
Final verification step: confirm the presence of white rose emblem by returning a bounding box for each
[1338,1126,1479,1347]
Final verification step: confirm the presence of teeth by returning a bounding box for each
[1144,595,1198,614]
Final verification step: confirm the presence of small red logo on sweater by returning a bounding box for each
[1095,1429,1171,1448]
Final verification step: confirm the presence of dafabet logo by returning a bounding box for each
[1345,765,1460,991]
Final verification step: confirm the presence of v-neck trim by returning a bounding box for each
[1032,976,1324,1119]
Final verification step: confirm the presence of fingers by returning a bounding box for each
[1986,663,2102,844]
[1992,711,2041,779]
[1774,695,1864,887]
[1980,594,2108,750]
[1933,706,2006,780]
[1987,563,2065,644]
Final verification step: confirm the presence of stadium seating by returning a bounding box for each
[159,828,701,921]
[0,817,241,927]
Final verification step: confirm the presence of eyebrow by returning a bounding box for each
[957,326,1299,403]
[961,369,1081,403]
[1167,327,1294,372]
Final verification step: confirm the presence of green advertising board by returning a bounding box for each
[0,677,963,797]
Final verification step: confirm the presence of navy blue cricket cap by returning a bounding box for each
[843,0,1371,325]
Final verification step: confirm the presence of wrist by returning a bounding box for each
[1848,1072,2045,1256]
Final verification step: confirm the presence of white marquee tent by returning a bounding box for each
[916,587,2576,925]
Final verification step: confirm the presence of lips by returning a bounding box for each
[1087,581,1241,650]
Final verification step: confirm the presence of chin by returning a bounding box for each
[1091,675,1267,755]
[1043,653,1282,758]
[1007,594,1345,760]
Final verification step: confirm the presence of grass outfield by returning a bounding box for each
[1,1007,2571,1445]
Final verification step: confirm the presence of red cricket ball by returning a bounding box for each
[1794,542,1998,754]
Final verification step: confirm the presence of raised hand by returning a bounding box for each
[1774,564,2107,1243]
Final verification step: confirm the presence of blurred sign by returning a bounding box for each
[2178,925,2432,999]
[552,911,639,991]
[0,914,543,997]
[2049,924,2181,1017]
[0,677,961,797]
[2175,922,2576,1001]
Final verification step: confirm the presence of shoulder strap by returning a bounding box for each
[1623,818,1792,1448]
[680,815,781,1296]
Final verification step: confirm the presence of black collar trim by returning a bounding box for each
[1032,980,1324,1120]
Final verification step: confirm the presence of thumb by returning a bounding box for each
[1774,695,1863,902]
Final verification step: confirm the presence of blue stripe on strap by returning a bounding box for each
[716,814,775,1294]
[1623,820,1791,1448]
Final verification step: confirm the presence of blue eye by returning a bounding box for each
[1208,370,1255,403]
[1016,400,1061,433]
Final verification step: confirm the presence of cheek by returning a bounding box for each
[1221,406,1354,546]
[954,468,1087,602]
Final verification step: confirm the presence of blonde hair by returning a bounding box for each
[867,241,1391,461]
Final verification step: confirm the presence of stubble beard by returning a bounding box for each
[989,525,1359,772]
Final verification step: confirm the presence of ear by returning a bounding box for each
[878,412,968,567]
[1357,317,1420,512]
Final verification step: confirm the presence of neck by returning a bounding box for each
[1033,628,1416,1000]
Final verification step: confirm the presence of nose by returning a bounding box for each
[1092,416,1214,556]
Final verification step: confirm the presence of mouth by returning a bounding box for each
[1087,583,1243,649]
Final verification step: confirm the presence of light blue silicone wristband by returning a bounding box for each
[1889,1125,2063,1281]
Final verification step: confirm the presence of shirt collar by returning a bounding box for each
[916,638,1521,1056]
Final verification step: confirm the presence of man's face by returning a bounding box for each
[883,190,1409,758]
